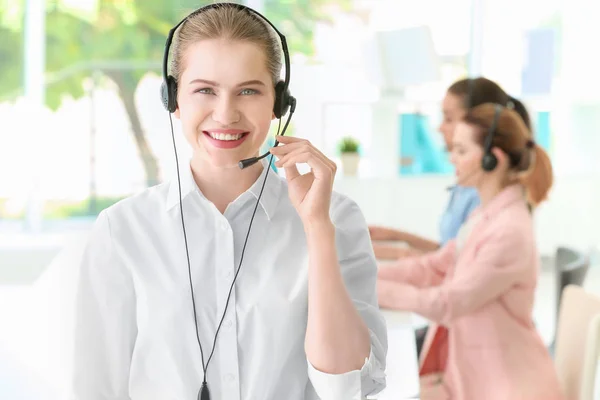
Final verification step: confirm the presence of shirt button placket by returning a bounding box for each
[216,216,240,400]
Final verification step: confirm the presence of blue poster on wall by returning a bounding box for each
[399,113,453,175]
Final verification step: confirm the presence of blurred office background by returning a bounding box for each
[1,0,599,398]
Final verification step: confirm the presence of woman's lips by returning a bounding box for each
[203,129,250,149]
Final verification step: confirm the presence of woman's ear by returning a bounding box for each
[174,106,180,119]
[272,111,276,120]
[492,147,509,169]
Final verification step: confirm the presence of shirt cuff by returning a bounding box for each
[307,332,386,400]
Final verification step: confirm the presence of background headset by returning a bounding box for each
[466,78,503,172]
[160,3,296,399]
[481,104,503,172]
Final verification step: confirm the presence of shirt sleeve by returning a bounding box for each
[306,196,387,399]
[384,226,530,326]
[377,242,455,309]
[70,210,137,400]
[378,241,456,287]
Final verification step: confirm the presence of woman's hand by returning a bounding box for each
[270,136,336,224]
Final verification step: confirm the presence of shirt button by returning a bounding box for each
[220,221,229,230]
[222,269,232,279]
[225,374,235,382]
[224,320,233,329]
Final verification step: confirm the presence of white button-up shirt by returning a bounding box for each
[71,161,387,400]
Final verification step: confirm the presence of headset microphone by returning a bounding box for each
[238,152,270,170]
[238,97,296,169]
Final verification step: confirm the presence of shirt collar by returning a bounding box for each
[245,159,282,220]
[165,162,196,212]
[165,158,282,220]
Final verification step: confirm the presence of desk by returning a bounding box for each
[369,310,421,399]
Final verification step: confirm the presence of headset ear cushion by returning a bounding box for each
[160,75,178,113]
[482,153,498,171]
[273,80,290,119]
[160,80,169,111]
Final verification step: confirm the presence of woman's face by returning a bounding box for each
[438,92,467,150]
[174,38,276,168]
[450,121,484,186]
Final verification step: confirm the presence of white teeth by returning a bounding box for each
[208,132,244,141]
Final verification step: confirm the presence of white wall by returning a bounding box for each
[333,174,600,256]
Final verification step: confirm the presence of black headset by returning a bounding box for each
[160,4,295,399]
[160,2,294,120]
[480,103,503,172]
[466,78,503,172]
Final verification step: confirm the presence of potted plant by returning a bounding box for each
[338,136,361,176]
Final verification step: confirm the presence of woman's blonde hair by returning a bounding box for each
[464,104,554,207]
[171,4,282,86]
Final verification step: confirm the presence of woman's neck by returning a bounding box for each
[477,178,510,209]
[190,156,264,214]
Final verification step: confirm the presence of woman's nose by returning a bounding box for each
[212,96,241,125]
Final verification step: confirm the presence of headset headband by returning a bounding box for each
[161,3,290,91]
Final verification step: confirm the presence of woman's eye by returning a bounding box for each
[240,88,258,95]
[194,88,214,95]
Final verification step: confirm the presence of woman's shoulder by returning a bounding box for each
[454,184,480,201]
[477,201,534,245]
[329,190,368,226]
[101,182,170,222]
